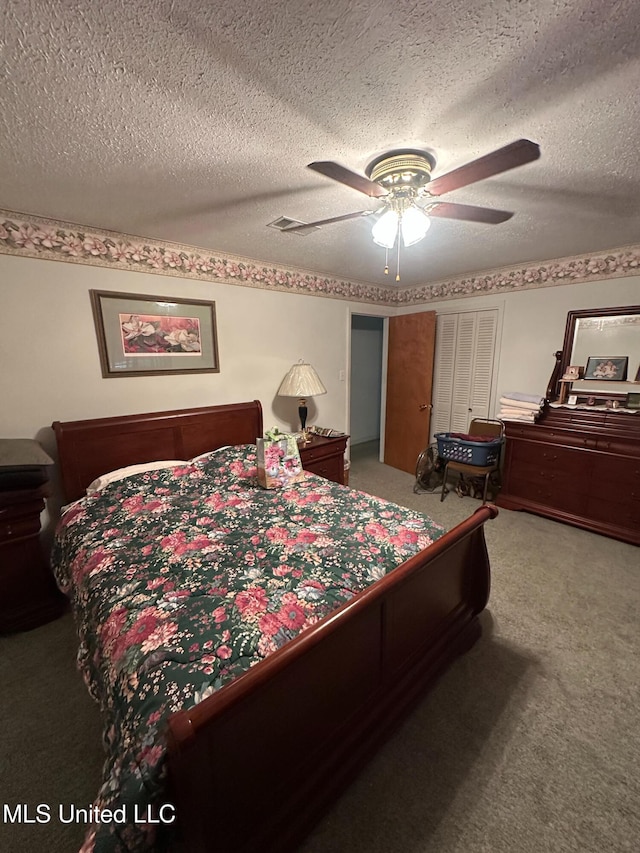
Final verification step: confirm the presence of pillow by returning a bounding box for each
[190,446,231,463]
[86,460,188,494]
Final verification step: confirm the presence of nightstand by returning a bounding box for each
[298,433,349,485]
[0,441,67,633]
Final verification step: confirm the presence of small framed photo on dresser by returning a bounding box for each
[584,356,628,381]
[562,365,583,380]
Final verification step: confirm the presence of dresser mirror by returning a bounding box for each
[556,305,640,401]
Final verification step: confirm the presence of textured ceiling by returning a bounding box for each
[1,0,639,289]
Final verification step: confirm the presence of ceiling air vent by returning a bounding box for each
[267,217,319,235]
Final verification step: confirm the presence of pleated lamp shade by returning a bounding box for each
[277,362,327,398]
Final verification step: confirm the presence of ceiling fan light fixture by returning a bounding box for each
[295,139,538,277]
[367,151,435,189]
[372,209,399,248]
[401,205,431,246]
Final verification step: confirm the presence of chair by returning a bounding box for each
[439,418,504,504]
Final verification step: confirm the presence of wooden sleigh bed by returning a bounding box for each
[52,400,496,853]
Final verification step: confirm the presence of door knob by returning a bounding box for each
[419,403,431,411]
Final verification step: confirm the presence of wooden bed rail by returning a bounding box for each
[167,504,497,853]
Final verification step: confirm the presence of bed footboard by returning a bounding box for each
[167,504,496,852]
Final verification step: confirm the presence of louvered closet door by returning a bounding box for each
[431,309,499,439]
[469,311,498,419]
[431,314,457,436]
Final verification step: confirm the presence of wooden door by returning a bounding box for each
[384,311,436,474]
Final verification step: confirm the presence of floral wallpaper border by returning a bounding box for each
[1,209,639,306]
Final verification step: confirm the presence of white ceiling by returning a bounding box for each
[1,0,639,289]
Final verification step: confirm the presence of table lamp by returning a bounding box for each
[277,360,327,442]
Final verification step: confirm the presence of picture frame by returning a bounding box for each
[583,356,628,381]
[90,290,219,378]
[567,394,578,405]
[562,365,583,380]
[626,392,640,410]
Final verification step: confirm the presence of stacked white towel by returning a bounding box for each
[498,391,545,422]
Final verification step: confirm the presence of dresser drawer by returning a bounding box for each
[298,435,348,485]
[0,497,46,521]
[588,454,640,490]
[525,427,597,450]
[586,494,640,528]
[507,460,589,493]
[510,440,587,476]
[301,444,335,464]
[596,438,640,458]
[0,515,42,542]
[506,475,588,515]
[304,456,343,483]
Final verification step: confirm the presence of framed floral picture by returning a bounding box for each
[90,290,219,377]
[583,356,628,381]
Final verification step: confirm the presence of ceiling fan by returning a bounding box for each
[281,138,540,279]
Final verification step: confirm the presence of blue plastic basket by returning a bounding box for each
[435,433,502,466]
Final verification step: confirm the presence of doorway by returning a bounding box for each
[349,310,436,475]
[349,314,385,461]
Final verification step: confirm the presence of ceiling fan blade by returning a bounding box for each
[427,201,514,224]
[282,210,374,233]
[426,139,541,197]
[308,161,389,198]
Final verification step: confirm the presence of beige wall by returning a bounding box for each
[401,275,640,414]
[2,251,638,458]
[0,253,370,446]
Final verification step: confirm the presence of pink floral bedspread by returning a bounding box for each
[52,445,445,852]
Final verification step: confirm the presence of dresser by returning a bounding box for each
[497,406,640,545]
[298,433,349,485]
[0,483,67,632]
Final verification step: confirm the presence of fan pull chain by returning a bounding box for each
[396,241,401,281]
[384,247,389,276]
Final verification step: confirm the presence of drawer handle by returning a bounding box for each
[542,452,558,460]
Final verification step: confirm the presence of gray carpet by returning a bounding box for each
[1,444,639,852]
[303,443,640,852]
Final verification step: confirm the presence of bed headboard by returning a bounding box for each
[52,400,263,503]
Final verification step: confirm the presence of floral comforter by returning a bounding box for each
[52,445,446,852]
